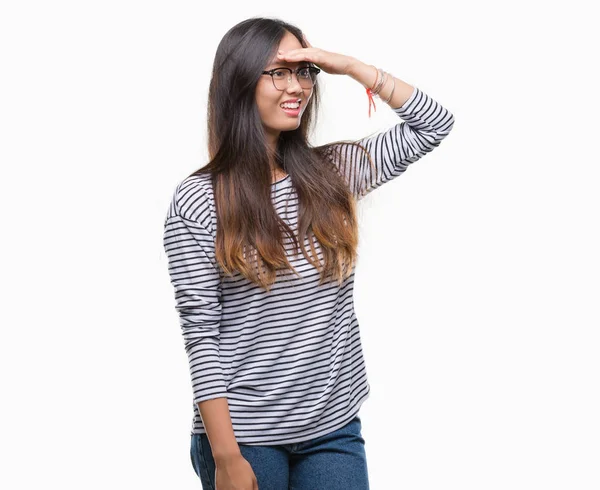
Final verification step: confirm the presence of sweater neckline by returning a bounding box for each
[271,173,290,186]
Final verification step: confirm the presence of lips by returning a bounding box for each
[281,105,301,116]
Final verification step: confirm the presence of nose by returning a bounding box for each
[285,72,304,95]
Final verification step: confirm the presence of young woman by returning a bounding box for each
[163,16,454,490]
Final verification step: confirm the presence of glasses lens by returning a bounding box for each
[272,67,318,90]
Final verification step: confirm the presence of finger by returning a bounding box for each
[279,47,318,59]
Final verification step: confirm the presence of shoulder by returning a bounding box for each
[165,173,216,232]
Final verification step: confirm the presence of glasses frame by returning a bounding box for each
[261,65,321,91]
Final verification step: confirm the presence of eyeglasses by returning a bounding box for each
[261,65,321,91]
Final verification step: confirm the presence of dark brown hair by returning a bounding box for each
[190,17,375,291]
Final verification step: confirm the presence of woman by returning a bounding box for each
[163,16,454,490]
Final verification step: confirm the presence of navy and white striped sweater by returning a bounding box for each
[163,86,454,445]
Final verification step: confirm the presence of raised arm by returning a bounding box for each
[328,61,455,199]
[277,45,455,200]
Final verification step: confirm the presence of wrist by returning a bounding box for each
[214,447,242,465]
[346,59,377,89]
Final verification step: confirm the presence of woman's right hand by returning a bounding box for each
[215,453,259,490]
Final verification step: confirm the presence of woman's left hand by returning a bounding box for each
[277,36,356,76]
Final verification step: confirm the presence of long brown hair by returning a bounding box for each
[190,17,376,291]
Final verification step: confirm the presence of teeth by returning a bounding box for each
[281,101,300,109]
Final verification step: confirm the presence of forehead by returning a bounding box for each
[265,32,304,67]
[278,31,303,52]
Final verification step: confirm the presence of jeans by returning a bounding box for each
[190,415,369,490]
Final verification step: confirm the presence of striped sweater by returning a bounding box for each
[163,86,454,445]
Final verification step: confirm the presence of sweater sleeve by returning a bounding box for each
[327,86,455,200]
[163,212,227,405]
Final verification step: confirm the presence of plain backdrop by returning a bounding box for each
[1,1,599,489]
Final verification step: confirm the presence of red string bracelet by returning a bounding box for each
[367,67,395,116]
[366,87,376,118]
[366,66,383,118]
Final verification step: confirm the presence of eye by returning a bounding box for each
[272,70,287,79]
[298,67,311,78]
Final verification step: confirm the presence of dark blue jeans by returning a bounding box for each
[190,415,370,489]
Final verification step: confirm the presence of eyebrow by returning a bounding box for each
[266,59,311,68]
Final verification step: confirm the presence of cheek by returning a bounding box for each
[256,86,280,113]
